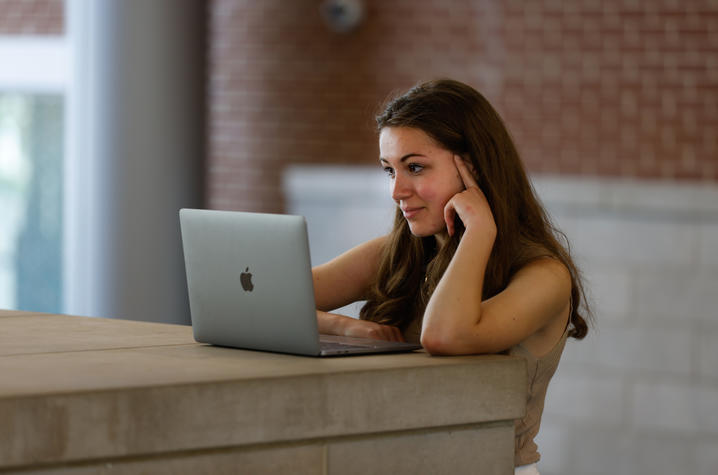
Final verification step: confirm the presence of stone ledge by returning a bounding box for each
[1,313,526,470]
[1,354,526,467]
[0,313,194,356]
[0,309,48,318]
[7,423,514,475]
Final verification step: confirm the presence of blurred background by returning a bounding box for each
[0,1,716,474]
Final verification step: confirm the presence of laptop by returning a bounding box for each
[179,208,422,356]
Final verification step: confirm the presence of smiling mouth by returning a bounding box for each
[402,207,423,219]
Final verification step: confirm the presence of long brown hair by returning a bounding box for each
[359,79,591,340]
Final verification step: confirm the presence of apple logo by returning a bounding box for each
[240,267,254,292]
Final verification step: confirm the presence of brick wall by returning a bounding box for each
[501,0,718,179]
[0,0,63,35]
[207,0,718,213]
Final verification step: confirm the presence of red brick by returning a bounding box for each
[0,0,63,34]
[206,0,718,212]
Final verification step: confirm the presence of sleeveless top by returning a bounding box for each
[401,318,569,467]
[506,327,568,466]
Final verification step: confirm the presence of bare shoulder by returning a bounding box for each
[323,235,388,269]
[510,257,572,326]
[512,257,571,293]
[312,235,388,311]
[509,257,572,355]
[484,257,571,334]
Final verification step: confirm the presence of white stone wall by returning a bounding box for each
[532,177,718,475]
[284,166,718,475]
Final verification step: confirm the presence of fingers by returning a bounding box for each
[444,200,456,237]
[454,155,478,189]
[362,321,405,342]
[381,323,405,342]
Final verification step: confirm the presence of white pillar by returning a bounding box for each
[64,0,205,323]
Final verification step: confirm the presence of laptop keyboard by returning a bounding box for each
[318,334,422,354]
[320,341,375,351]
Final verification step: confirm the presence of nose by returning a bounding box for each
[391,172,412,202]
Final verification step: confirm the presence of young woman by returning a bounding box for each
[312,79,590,474]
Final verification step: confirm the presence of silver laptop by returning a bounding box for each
[179,208,422,356]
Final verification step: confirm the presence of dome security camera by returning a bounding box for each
[320,0,365,33]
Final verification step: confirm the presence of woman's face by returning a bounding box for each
[379,126,466,240]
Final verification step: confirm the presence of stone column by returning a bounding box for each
[64,0,205,323]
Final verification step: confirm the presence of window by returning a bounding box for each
[0,37,67,313]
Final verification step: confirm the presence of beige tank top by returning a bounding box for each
[402,318,568,467]
[507,327,568,466]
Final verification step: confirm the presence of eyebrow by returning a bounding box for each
[379,153,426,164]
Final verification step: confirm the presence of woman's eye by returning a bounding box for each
[408,163,424,174]
[383,167,395,178]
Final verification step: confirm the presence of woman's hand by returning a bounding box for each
[343,317,405,342]
[317,310,405,342]
[443,156,497,241]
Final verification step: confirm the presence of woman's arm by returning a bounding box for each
[313,235,405,342]
[313,235,385,310]
[422,250,571,355]
[420,157,571,355]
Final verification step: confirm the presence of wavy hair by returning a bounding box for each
[359,79,591,340]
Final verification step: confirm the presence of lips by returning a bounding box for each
[401,207,423,219]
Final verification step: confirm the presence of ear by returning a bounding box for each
[460,154,478,176]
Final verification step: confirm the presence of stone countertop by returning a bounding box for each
[0,310,526,470]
